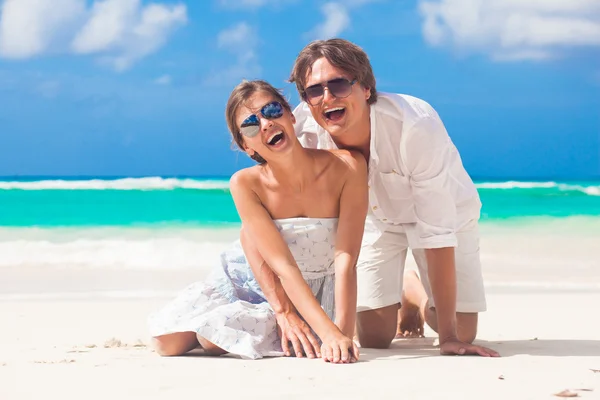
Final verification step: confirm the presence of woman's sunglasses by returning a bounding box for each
[303,78,357,106]
[239,101,285,138]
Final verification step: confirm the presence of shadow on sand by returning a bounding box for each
[172,337,600,362]
[358,337,600,362]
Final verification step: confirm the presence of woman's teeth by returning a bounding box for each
[267,131,284,146]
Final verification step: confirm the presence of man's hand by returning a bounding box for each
[440,338,500,357]
[275,311,321,359]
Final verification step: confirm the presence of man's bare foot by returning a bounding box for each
[396,270,428,338]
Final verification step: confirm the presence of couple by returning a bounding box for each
[148,38,499,363]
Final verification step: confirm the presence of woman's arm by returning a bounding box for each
[229,170,342,343]
[332,151,369,338]
[240,226,321,358]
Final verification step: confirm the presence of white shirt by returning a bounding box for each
[293,92,481,249]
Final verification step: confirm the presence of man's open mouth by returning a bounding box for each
[323,106,346,122]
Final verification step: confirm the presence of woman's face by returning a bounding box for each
[235,91,296,163]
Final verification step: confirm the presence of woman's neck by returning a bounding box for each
[266,146,315,192]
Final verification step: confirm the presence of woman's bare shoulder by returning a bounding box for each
[229,165,264,193]
[328,149,367,174]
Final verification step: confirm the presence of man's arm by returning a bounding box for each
[404,116,496,356]
[424,247,457,343]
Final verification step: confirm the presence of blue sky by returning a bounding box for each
[0,0,598,179]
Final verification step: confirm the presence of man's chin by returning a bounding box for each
[324,121,347,136]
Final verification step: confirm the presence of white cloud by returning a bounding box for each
[306,0,379,40]
[154,74,171,85]
[0,0,85,59]
[72,0,187,71]
[419,0,600,61]
[217,0,297,10]
[308,3,350,40]
[206,22,261,86]
[0,0,187,70]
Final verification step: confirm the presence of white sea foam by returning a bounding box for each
[475,181,559,189]
[0,227,239,270]
[476,181,600,196]
[0,177,230,191]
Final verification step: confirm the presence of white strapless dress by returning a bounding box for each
[147,218,338,359]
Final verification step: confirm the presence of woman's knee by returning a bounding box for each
[152,332,198,357]
[197,335,228,356]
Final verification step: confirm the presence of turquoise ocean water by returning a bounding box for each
[1,177,598,270]
[1,176,599,227]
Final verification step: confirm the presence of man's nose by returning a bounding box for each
[322,87,336,104]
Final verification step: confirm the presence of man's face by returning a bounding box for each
[303,57,371,140]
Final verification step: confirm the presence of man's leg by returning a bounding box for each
[402,222,487,343]
[399,270,478,342]
[355,230,408,349]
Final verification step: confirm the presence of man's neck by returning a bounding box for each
[331,110,371,162]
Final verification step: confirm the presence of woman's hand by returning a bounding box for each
[320,329,360,364]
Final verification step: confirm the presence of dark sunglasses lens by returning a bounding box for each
[262,101,284,119]
[328,79,352,97]
[240,114,260,137]
[305,86,324,101]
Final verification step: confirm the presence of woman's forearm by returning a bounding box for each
[278,266,341,340]
[241,228,295,315]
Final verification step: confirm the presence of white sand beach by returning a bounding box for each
[1,227,599,400]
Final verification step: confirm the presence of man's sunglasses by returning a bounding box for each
[239,101,285,138]
[303,78,357,106]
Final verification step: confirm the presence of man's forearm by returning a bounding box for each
[334,254,357,338]
[425,247,458,342]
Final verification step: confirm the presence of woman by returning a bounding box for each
[148,80,368,363]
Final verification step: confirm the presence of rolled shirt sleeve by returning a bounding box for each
[293,102,337,150]
[404,116,458,249]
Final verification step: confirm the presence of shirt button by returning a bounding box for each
[373,206,378,210]
[382,218,387,221]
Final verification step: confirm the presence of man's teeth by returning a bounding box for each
[325,107,345,113]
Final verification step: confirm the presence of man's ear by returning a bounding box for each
[291,113,296,124]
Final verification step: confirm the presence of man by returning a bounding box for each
[242,38,499,358]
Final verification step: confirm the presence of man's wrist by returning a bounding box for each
[437,321,458,344]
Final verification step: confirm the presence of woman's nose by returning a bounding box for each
[260,116,273,131]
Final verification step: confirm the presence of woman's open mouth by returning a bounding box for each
[266,131,285,147]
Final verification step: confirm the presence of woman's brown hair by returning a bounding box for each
[225,80,292,164]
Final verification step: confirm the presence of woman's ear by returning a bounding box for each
[244,144,256,157]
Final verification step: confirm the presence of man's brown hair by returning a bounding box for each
[289,38,377,105]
